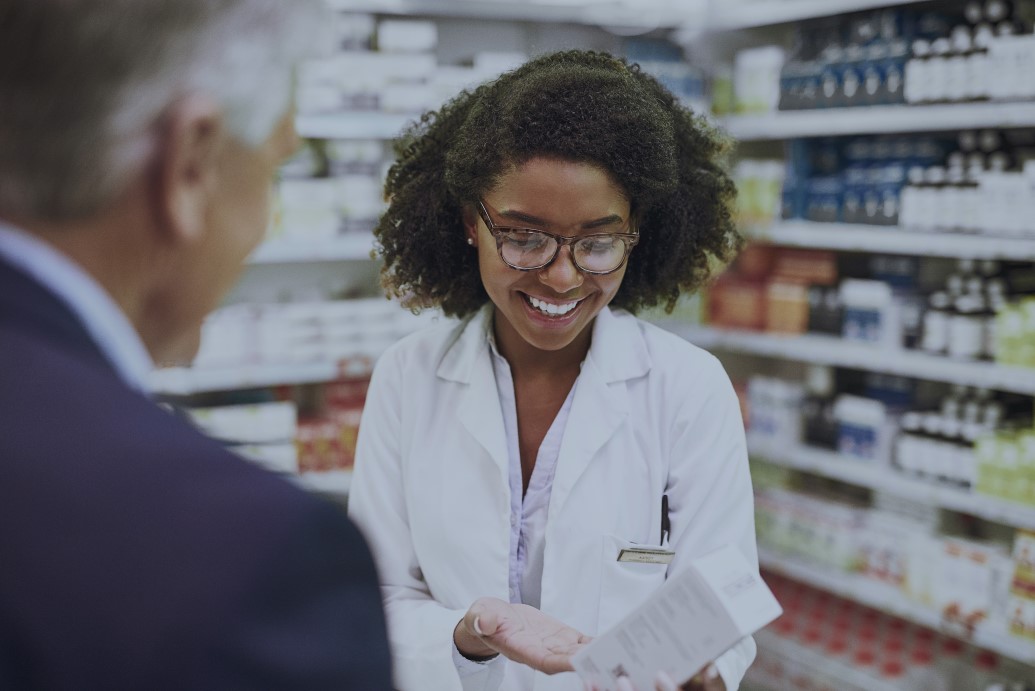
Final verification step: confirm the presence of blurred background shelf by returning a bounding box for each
[150,362,346,396]
[725,102,1035,140]
[295,112,414,140]
[295,469,354,495]
[750,221,1035,260]
[327,0,705,28]
[248,235,377,264]
[666,325,1035,395]
[758,548,1035,664]
[706,0,931,30]
[751,441,1035,530]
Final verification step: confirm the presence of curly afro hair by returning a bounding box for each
[375,49,742,317]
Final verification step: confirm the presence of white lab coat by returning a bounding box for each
[348,304,758,691]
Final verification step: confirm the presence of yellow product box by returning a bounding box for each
[1008,531,1035,640]
[994,298,1035,368]
[1018,430,1035,506]
[975,432,1009,500]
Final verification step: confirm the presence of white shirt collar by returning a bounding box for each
[0,222,154,392]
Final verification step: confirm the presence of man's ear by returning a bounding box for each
[461,205,478,247]
[153,94,223,244]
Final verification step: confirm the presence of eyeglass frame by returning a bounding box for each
[475,200,639,275]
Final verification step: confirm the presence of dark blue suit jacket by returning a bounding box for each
[0,257,393,690]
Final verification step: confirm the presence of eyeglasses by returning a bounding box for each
[476,200,639,275]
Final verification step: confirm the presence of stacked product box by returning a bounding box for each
[192,298,443,370]
[781,135,952,227]
[773,2,1031,113]
[707,245,838,333]
[751,575,1034,691]
[186,401,299,475]
[296,378,369,474]
[753,481,1033,647]
[776,6,954,111]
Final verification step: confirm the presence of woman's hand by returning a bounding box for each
[454,596,592,674]
[584,664,725,691]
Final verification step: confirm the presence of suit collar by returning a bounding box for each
[0,253,113,375]
[0,225,152,390]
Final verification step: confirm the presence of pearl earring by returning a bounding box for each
[467,238,474,246]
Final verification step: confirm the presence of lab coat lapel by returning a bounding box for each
[440,305,511,487]
[550,307,649,513]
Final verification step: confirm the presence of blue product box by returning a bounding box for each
[881,39,909,104]
[838,420,879,460]
[842,305,882,342]
[863,373,916,414]
[872,161,907,225]
[842,164,870,224]
[869,254,919,292]
[780,60,821,110]
[902,10,958,41]
[781,140,811,220]
[806,175,844,223]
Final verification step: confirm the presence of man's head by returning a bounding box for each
[0,0,327,363]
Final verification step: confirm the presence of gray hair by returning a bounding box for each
[0,0,329,220]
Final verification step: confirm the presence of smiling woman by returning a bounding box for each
[348,49,757,691]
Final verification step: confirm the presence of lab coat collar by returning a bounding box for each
[438,302,652,505]
[435,302,652,384]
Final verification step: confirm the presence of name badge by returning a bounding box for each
[617,547,675,565]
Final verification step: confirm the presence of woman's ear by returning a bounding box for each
[462,205,478,247]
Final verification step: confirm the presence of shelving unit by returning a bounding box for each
[749,629,907,691]
[326,0,699,29]
[758,548,1035,664]
[706,0,930,31]
[330,0,932,32]
[150,362,344,396]
[296,469,353,495]
[248,234,376,264]
[664,325,1035,395]
[295,112,413,141]
[725,102,1035,141]
[751,221,1035,261]
[750,441,1035,530]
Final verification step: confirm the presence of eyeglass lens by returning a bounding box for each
[498,230,629,272]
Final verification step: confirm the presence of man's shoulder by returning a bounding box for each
[0,322,327,525]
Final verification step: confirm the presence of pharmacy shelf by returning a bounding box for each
[667,325,1035,395]
[329,0,697,29]
[724,102,1035,141]
[751,441,1035,531]
[750,221,1035,261]
[331,0,929,31]
[248,234,376,264]
[707,0,929,31]
[296,469,353,495]
[750,630,905,691]
[150,362,342,395]
[295,112,414,140]
[758,548,1035,664]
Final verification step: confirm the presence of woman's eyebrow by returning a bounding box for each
[498,209,625,228]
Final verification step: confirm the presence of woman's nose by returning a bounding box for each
[537,245,584,293]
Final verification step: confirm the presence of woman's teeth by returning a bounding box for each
[527,295,579,316]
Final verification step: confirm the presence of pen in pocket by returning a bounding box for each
[660,494,670,545]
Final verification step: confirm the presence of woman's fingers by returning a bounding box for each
[616,677,636,691]
[654,670,680,691]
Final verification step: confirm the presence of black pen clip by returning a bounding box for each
[660,494,670,545]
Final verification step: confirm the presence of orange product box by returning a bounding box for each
[770,248,838,286]
[765,281,810,334]
[707,274,767,331]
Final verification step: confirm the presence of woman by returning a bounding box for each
[348,50,757,691]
